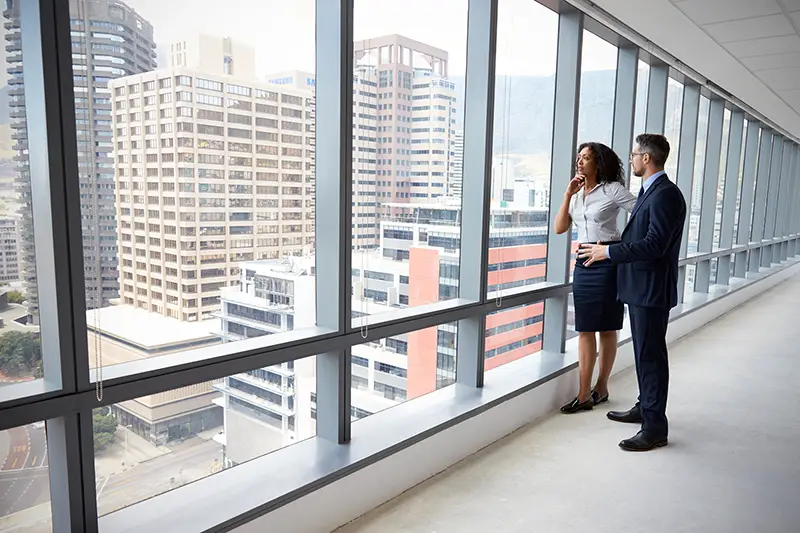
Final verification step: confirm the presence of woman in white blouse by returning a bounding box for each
[555,142,637,414]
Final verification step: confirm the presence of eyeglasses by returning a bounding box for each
[629,151,647,160]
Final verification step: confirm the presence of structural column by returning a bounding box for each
[734,121,760,277]
[674,83,700,302]
[761,135,784,267]
[542,6,583,353]
[644,61,669,134]
[748,130,774,272]
[772,139,792,263]
[455,0,499,387]
[694,98,725,293]
[314,0,354,444]
[716,110,744,286]
[612,44,638,231]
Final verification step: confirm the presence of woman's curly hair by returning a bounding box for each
[578,142,625,185]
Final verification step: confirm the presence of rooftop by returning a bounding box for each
[86,305,217,351]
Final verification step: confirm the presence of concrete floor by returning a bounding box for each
[337,274,800,533]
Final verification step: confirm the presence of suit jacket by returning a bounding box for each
[608,173,687,309]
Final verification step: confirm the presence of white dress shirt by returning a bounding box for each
[569,181,637,243]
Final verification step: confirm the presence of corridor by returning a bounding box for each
[339,274,800,533]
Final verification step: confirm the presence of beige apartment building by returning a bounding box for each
[110,38,316,322]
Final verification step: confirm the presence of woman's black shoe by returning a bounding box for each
[560,396,594,414]
[591,390,609,405]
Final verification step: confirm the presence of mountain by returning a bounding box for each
[451,69,631,155]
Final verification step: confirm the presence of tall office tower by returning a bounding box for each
[111,36,315,322]
[4,0,156,323]
[353,35,458,222]
[449,130,464,198]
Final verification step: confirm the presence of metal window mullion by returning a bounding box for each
[694,98,725,293]
[314,0,354,444]
[542,7,583,353]
[734,121,760,277]
[644,62,668,134]
[22,0,98,530]
[748,130,774,272]
[773,140,791,262]
[789,145,800,257]
[759,133,783,268]
[46,413,97,533]
[612,44,639,232]
[716,109,744,286]
[790,145,800,256]
[455,0,498,387]
[674,83,700,302]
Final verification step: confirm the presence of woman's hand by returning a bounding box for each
[565,174,585,197]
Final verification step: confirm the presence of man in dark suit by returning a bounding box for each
[578,133,686,452]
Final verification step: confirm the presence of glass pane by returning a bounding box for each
[351,323,457,418]
[0,421,52,532]
[732,119,748,244]
[629,61,650,193]
[0,0,46,400]
[352,1,467,319]
[71,1,317,375]
[713,109,732,257]
[485,301,544,370]
[577,31,617,147]
[688,96,710,256]
[489,0,557,294]
[746,129,763,239]
[96,356,315,515]
[663,79,683,180]
[684,264,696,300]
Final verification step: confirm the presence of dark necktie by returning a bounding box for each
[634,186,644,210]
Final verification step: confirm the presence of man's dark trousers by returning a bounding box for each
[630,305,670,437]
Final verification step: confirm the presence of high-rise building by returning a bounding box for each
[4,0,156,323]
[111,37,316,322]
[0,218,19,283]
[449,130,464,197]
[353,35,459,225]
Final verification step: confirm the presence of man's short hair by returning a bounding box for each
[636,133,670,167]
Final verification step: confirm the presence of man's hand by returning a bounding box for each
[577,241,608,266]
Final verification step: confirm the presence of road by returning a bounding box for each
[96,438,222,516]
[0,425,50,519]
[0,424,222,520]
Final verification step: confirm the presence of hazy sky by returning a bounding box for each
[92,0,616,78]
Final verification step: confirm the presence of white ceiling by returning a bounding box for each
[671,0,800,119]
[590,0,800,139]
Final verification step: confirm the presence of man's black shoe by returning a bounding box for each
[606,404,643,424]
[619,430,668,452]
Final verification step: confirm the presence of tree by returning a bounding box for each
[6,290,25,305]
[92,409,118,452]
[0,331,41,378]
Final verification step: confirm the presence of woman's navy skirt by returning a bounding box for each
[573,242,624,332]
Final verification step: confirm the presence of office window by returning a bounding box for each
[68,0,317,381]
[489,0,557,295]
[577,30,617,147]
[688,96,711,257]
[0,422,53,527]
[485,301,544,372]
[352,0,466,321]
[93,360,314,515]
[664,79,684,181]
[351,324,458,418]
